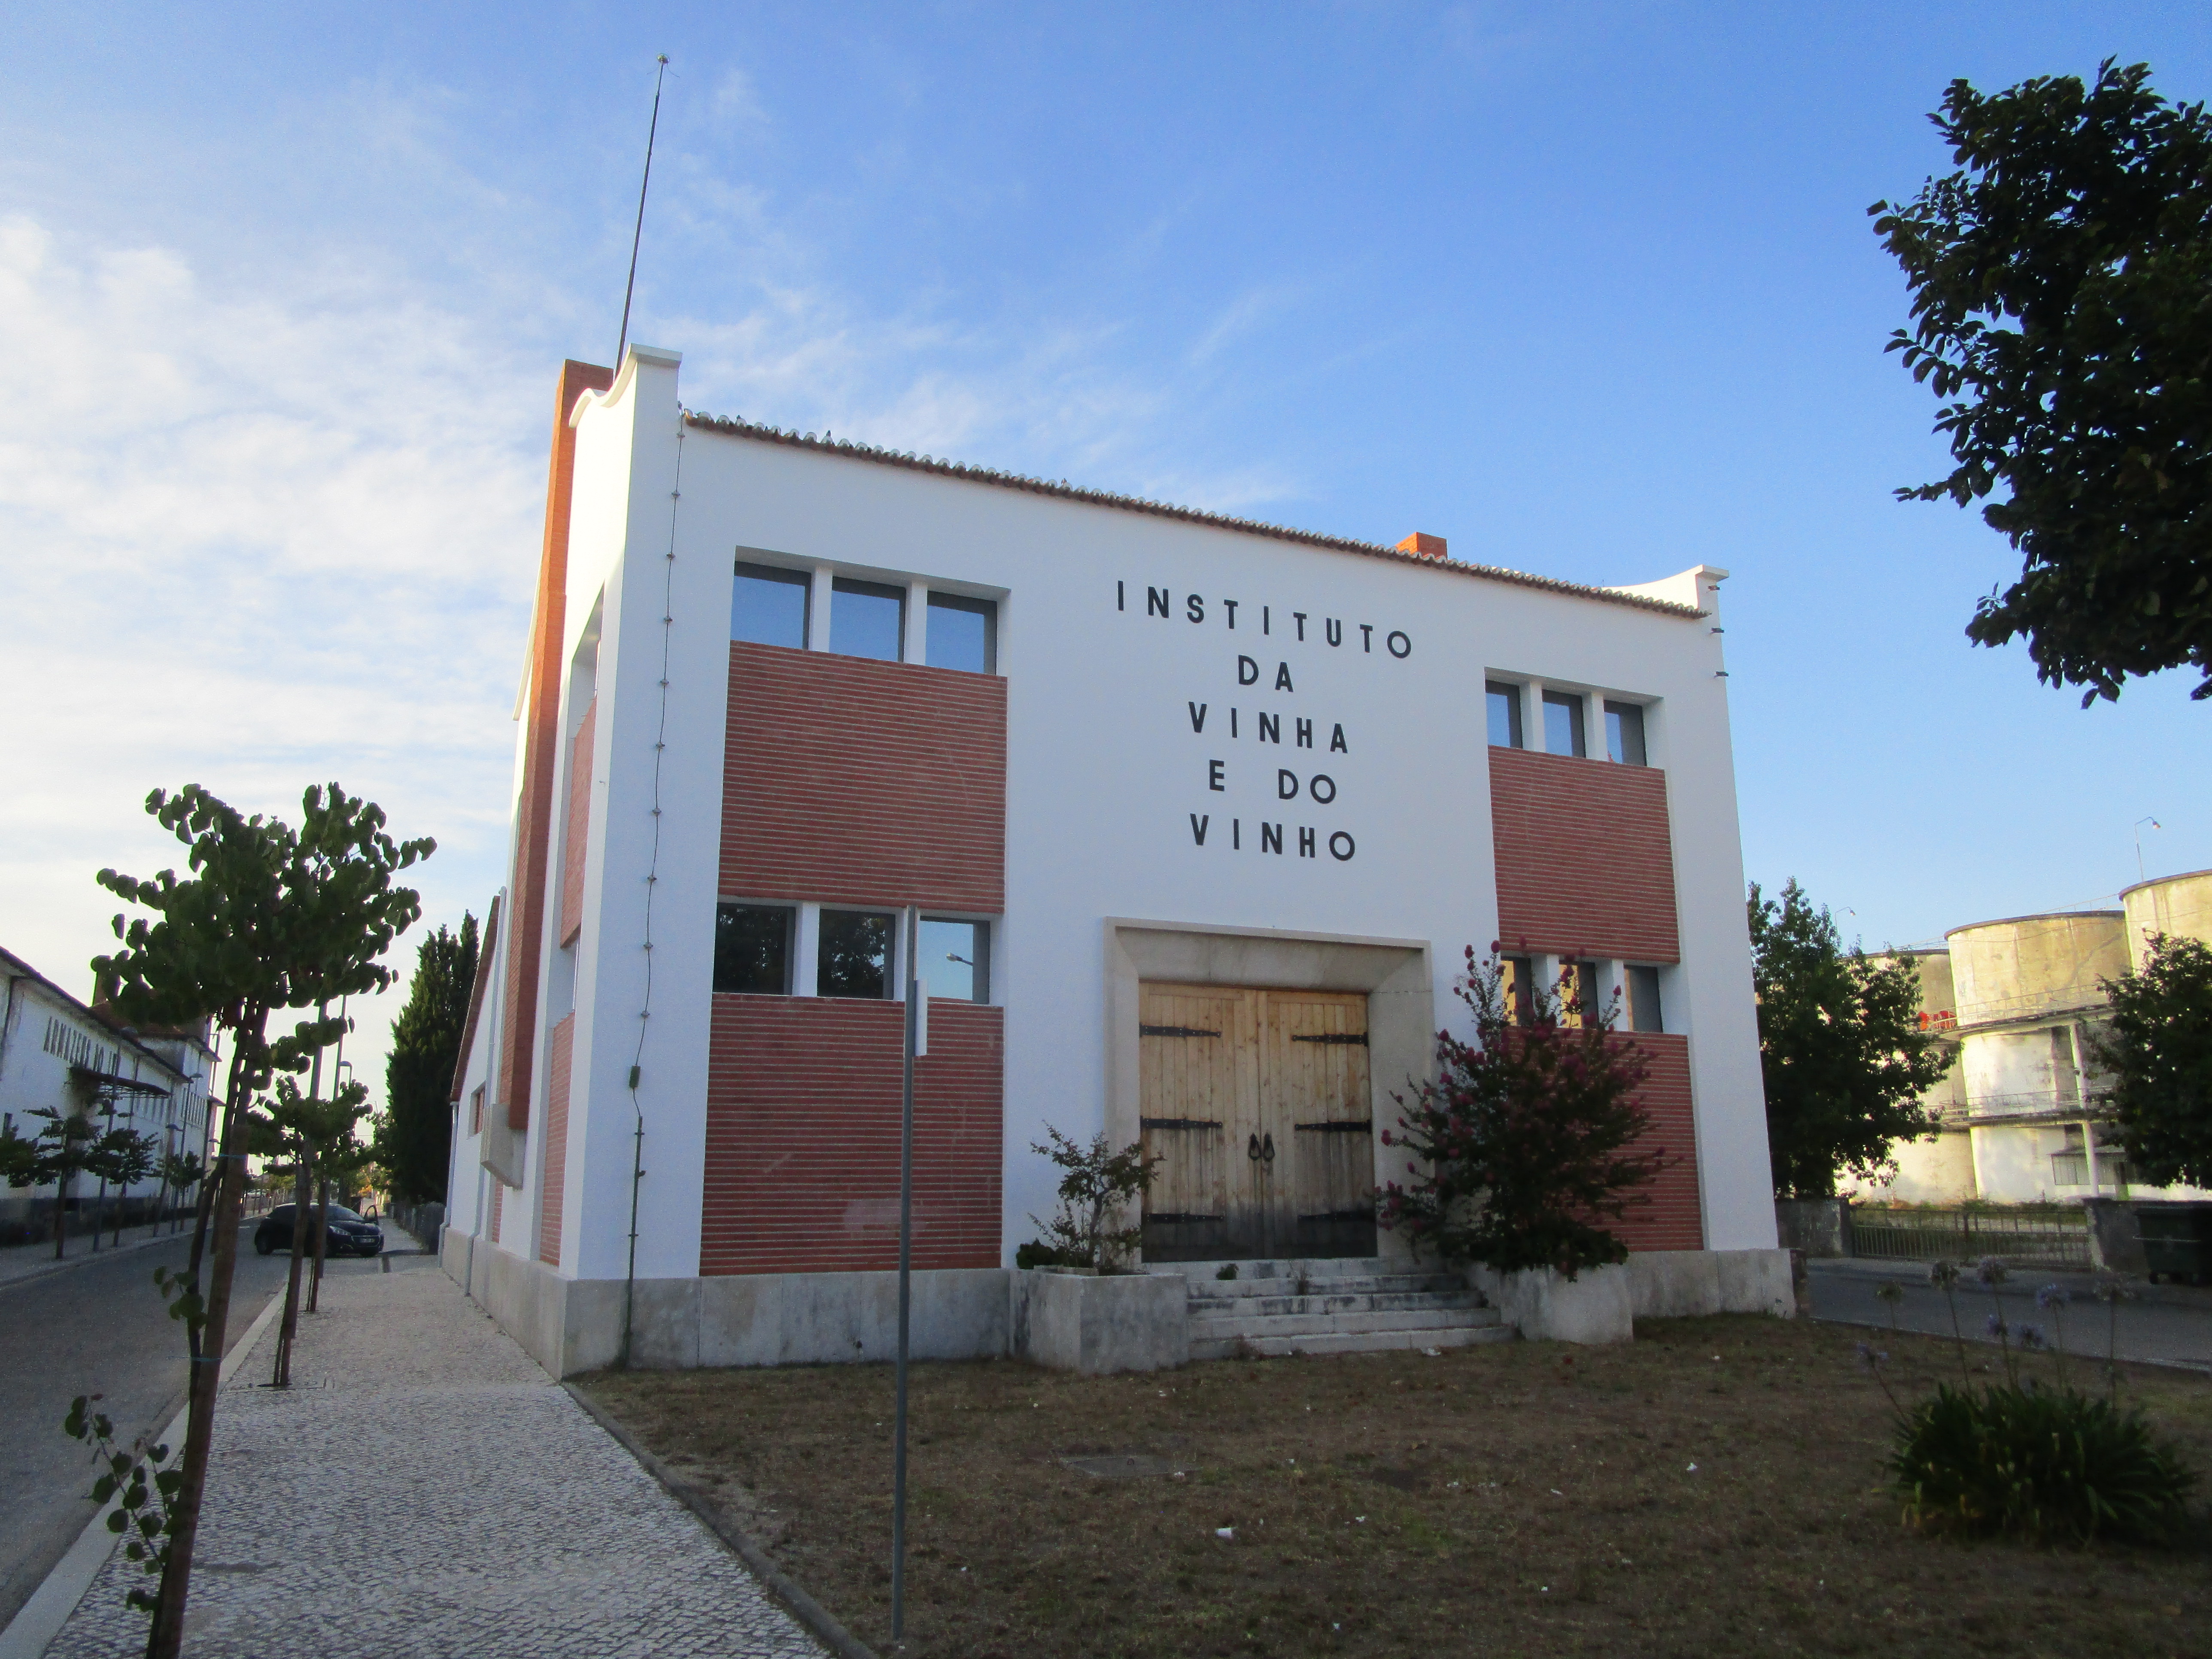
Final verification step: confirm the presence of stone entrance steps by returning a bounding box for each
[1152,1257,1510,1360]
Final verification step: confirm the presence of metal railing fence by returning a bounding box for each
[1851,1204,2092,1267]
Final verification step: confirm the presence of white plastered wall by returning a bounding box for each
[539,355,1779,1282]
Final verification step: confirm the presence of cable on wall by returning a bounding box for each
[621,410,685,1368]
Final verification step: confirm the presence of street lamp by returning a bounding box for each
[2135,816,2163,883]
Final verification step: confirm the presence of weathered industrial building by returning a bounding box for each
[1853,869,2212,1206]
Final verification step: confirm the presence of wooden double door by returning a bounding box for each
[1138,983,1376,1262]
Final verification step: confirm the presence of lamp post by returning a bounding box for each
[891,904,927,1643]
[2134,816,2162,883]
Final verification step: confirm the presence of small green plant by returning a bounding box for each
[1215,1263,1239,1282]
[62,1395,182,1612]
[1890,1382,2196,1545]
[1013,1240,1075,1270]
[1027,1127,1158,1272]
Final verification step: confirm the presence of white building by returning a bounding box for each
[441,348,1787,1373]
[0,947,215,1238]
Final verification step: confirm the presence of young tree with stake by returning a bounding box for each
[93,782,430,1658]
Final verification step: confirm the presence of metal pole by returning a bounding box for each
[892,903,918,1641]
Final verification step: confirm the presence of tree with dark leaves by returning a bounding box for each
[373,914,477,1207]
[1750,881,1950,1197]
[1872,60,2212,704]
[2092,932,2212,1190]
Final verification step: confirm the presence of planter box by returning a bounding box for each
[1011,1268,1188,1375]
[1467,1262,1633,1345]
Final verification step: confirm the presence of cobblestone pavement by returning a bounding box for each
[49,1255,826,1658]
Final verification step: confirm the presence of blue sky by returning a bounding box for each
[2,2,2207,1085]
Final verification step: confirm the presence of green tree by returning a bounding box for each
[1379,947,1668,1278]
[1750,881,1950,1197]
[94,1121,159,1247]
[2092,932,2212,1190]
[1872,60,2212,705]
[256,1076,371,1386]
[372,914,477,1207]
[94,782,430,1659]
[156,1151,203,1236]
[0,1094,121,1259]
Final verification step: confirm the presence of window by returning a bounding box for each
[1604,700,1647,766]
[830,578,905,661]
[1502,955,1537,1025]
[468,1086,484,1136]
[714,903,795,994]
[1563,959,1605,1026]
[1627,966,1664,1034]
[918,918,990,1002]
[1485,681,1523,748]
[731,562,811,647]
[1542,690,1586,758]
[927,593,997,674]
[818,909,895,998]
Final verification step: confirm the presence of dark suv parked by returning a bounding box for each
[253,1204,385,1258]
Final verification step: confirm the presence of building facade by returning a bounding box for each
[441,348,1785,1373]
[1850,869,2212,1206]
[0,946,215,1235]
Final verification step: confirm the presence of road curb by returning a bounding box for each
[0,1285,285,1659]
[562,1381,881,1659]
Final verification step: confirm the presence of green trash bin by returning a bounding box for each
[2136,1204,2212,1286]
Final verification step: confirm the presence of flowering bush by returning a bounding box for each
[1376,945,1671,1277]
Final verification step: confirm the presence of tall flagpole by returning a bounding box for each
[892,903,919,1640]
[616,55,670,370]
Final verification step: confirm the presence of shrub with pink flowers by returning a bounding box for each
[1377,944,1672,1277]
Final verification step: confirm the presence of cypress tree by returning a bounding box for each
[376,913,477,1206]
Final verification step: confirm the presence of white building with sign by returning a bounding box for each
[441,348,1788,1373]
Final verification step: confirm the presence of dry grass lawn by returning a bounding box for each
[581,1316,2211,1658]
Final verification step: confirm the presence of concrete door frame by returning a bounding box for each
[1103,918,1433,1263]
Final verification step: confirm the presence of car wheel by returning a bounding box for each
[255,1236,273,1256]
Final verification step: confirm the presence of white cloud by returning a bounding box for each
[0,159,1325,1113]
[0,214,547,1094]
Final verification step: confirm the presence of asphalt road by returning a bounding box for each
[0,1225,291,1631]
[1806,1258,2212,1370]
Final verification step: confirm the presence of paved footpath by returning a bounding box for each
[47,1255,825,1659]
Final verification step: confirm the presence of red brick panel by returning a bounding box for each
[539,1014,574,1267]
[1489,746,1680,964]
[722,643,1006,912]
[490,1177,504,1245]
[560,701,596,946]
[701,996,1003,1274]
[1613,1033,1703,1253]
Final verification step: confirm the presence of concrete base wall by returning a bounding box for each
[1773,1199,1853,1259]
[2083,1198,2148,1275]
[1468,1263,1635,1344]
[1627,1248,1795,1319]
[442,1235,1796,1374]
[440,1235,1013,1377]
[1010,1269,1189,1374]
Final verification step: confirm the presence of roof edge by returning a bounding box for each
[2120,866,2212,901]
[681,412,1705,619]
